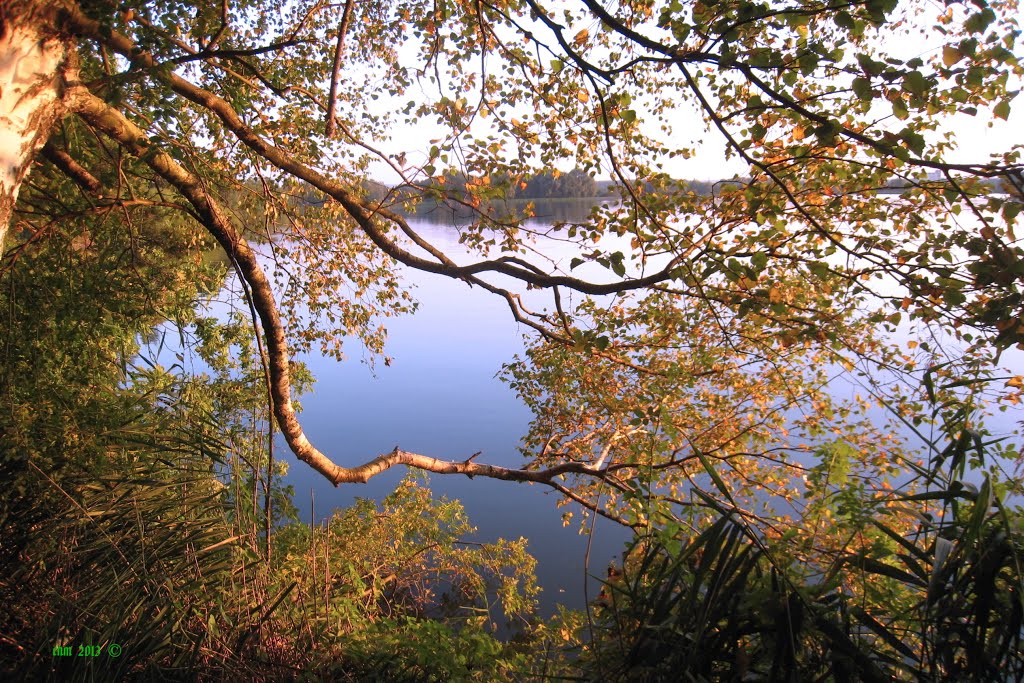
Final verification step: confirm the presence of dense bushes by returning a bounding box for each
[574,431,1024,683]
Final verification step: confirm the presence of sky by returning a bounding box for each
[362,3,1023,186]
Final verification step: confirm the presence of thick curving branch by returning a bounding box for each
[61,5,688,298]
[68,85,627,498]
[69,85,343,483]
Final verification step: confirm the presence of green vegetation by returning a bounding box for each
[573,421,1024,682]
[4,0,1024,679]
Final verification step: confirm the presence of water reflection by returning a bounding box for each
[271,202,1024,621]
[283,210,630,619]
[407,197,607,226]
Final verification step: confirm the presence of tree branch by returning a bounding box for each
[64,6,689,298]
[324,0,354,138]
[41,141,102,194]
[68,85,345,482]
[67,85,627,497]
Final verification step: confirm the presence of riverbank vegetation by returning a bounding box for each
[3,0,1024,679]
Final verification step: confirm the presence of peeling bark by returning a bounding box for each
[0,1,73,249]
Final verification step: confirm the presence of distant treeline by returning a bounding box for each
[423,169,601,200]
[329,171,1018,210]
[361,169,599,203]
[366,172,750,205]
[879,175,1009,194]
[511,169,599,199]
[355,175,736,205]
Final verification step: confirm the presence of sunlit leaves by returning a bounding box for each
[272,475,539,632]
[502,281,910,538]
[14,0,1024,622]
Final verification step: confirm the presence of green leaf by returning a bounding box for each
[942,45,964,68]
[902,70,929,96]
[900,129,926,156]
[834,11,855,31]
[866,0,898,24]
[814,121,839,145]
[965,8,996,34]
[994,99,1011,120]
[852,77,873,101]
[856,53,885,76]
[892,97,909,120]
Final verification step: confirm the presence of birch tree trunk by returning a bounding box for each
[0,1,72,249]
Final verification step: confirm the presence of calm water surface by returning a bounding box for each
[282,207,631,619]
[256,202,1023,620]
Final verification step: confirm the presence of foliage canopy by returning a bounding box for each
[3,0,1024,677]
[6,0,1022,501]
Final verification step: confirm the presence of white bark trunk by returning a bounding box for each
[0,4,71,250]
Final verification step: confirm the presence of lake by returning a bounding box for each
[280,202,632,619]
[232,199,1022,621]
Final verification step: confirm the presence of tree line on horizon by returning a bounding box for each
[359,172,1014,208]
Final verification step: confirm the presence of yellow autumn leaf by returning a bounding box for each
[942,45,964,68]
[577,89,590,103]
[573,28,589,46]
